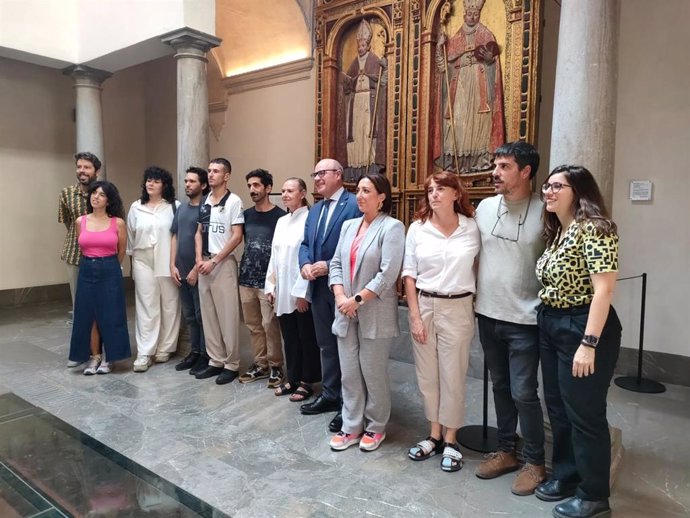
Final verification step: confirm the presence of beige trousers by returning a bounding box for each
[412,294,474,429]
[239,285,283,369]
[198,256,241,371]
[132,249,181,357]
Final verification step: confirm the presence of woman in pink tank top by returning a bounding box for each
[69,181,131,374]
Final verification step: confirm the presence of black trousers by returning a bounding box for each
[538,303,621,501]
[478,315,545,465]
[310,277,341,402]
[278,308,321,385]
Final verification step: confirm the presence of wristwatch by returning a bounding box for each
[354,293,364,305]
[581,334,599,348]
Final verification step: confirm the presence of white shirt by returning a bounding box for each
[319,186,345,230]
[126,200,179,277]
[203,191,244,256]
[264,206,310,316]
[402,214,480,294]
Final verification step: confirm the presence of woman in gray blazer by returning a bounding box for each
[328,173,405,452]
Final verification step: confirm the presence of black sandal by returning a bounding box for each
[274,383,296,397]
[408,436,443,461]
[289,382,314,402]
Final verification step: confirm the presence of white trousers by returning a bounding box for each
[132,249,181,357]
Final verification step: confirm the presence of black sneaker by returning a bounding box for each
[175,352,200,371]
[216,369,239,385]
[195,365,223,379]
[267,366,284,388]
[189,355,209,376]
[239,363,269,383]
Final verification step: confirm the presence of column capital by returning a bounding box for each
[62,65,112,87]
[161,27,221,54]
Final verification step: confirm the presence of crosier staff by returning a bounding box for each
[367,62,385,172]
[439,1,460,174]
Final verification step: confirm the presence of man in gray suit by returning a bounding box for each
[299,159,361,432]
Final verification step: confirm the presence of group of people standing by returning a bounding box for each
[59,140,620,518]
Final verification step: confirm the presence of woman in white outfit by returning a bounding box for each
[402,171,480,472]
[127,167,181,372]
[265,178,321,402]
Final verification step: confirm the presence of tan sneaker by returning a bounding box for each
[475,451,520,479]
[511,463,546,496]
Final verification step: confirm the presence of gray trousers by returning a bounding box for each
[338,320,393,435]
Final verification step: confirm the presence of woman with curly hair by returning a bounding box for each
[402,171,480,472]
[69,181,131,374]
[127,167,181,372]
[534,166,621,518]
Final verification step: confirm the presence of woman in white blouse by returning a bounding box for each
[402,171,480,472]
[127,167,181,372]
[265,178,321,401]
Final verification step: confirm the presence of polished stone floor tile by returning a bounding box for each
[0,300,688,517]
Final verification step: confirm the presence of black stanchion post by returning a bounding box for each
[458,357,498,453]
[615,272,666,393]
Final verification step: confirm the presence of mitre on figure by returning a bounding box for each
[463,0,485,10]
[357,19,373,43]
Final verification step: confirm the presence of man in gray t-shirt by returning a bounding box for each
[170,167,208,374]
[474,141,546,496]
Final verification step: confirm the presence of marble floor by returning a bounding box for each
[0,300,688,517]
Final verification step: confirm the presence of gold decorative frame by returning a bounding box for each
[315,0,542,224]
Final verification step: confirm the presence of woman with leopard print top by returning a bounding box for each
[534,165,621,518]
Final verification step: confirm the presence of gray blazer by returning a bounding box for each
[329,213,405,340]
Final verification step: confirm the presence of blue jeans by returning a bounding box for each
[477,314,545,465]
[179,279,205,355]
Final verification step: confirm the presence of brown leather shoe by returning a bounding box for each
[475,451,520,479]
[511,463,546,496]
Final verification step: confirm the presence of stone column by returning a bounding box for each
[162,28,221,189]
[549,0,620,206]
[63,65,112,178]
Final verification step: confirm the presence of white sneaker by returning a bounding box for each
[96,361,112,374]
[133,355,152,372]
[67,360,82,368]
[154,353,171,363]
[83,356,101,376]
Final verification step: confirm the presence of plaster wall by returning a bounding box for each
[0,0,214,69]
[0,57,150,290]
[0,0,78,64]
[210,74,317,209]
[610,0,690,357]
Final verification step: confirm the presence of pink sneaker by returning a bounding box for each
[359,431,386,452]
[329,431,362,451]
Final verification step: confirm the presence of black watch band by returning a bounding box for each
[582,334,600,347]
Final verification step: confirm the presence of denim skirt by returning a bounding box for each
[69,255,132,363]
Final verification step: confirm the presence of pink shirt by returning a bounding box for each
[350,230,366,282]
[78,217,119,258]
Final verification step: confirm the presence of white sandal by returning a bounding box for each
[440,442,463,472]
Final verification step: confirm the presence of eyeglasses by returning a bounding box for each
[541,181,572,194]
[490,195,531,242]
[310,169,337,179]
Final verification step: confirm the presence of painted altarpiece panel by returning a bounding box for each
[315,0,542,224]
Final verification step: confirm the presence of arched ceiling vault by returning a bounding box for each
[211,0,313,78]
